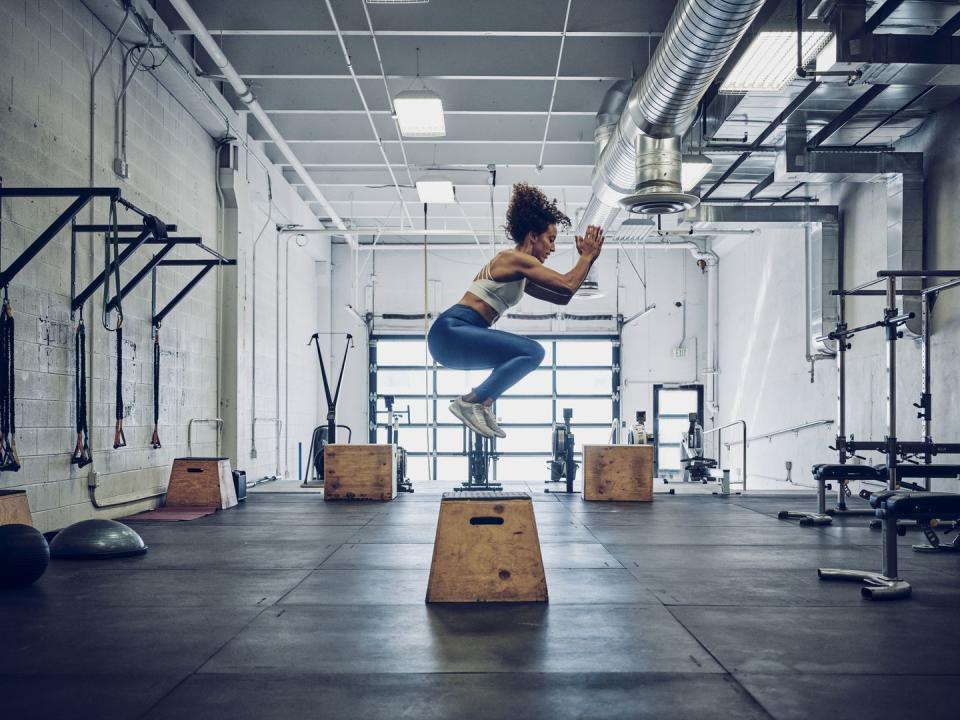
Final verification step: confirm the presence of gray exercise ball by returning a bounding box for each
[49,519,148,559]
[0,523,50,588]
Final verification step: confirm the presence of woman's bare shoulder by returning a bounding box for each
[493,248,537,268]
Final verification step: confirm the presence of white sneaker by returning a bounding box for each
[449,398,495,438]
[482,406,507,438]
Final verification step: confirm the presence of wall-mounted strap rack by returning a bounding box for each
[0,185,237,326]
[151,254,237,327]
[0,187,123,289]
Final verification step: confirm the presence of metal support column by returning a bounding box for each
[882,275,899,580]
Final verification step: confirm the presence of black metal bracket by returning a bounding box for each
[150,251,237,328]
[0,187,120,290]
[71,215,200,319]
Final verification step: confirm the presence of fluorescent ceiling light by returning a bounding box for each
[416,180,455,204]
[681,155,713,192]
[720,31,832,93]
[366,0,429,3]
[394,89,445,137]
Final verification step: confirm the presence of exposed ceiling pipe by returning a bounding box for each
[582,0,766,229]
[165,0,357,248]
[588,79,633,232]
[324,0,414,229]
[536,0,574,172]
[361,0,416,190]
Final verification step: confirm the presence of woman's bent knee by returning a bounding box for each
[527,341,545,367]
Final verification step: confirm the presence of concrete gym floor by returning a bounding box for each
[3,486,960,720]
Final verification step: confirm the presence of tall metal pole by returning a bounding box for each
[883,275,899,580]
[920,293,932,490]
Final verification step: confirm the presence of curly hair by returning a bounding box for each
[504,182,571,245]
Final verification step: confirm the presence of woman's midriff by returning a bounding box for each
[455,292,499,324]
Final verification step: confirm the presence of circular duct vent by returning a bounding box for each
[574,264,604,299]
[619,190,700,215]
[575,280,604,299]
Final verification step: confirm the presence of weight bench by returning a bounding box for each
[778,464,885,526]
[819,487,960,599]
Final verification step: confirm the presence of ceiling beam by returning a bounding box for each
[806,85,888,148]
[743,84,891,200]
[701,82,821,201]
[934,9,960,39]
[858,0,905,36]
[237,75,627,81]
[172,30,666,38]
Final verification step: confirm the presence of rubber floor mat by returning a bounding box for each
[121,506,218,522]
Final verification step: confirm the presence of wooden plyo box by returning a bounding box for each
[324,444,396,501]
[0,489,32,526]
[426,492,548,603]
[166,457,238,509]
[583,444,654,502]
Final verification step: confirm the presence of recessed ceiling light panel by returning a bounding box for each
[720,31,832,93]
[416,180,455,204]
[394,89,446,137]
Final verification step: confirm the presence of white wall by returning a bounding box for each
[715,97,960,492]
[331,238,709,474]
[227,142,329,484]
[0,0,325,528]
[714,228,835,489]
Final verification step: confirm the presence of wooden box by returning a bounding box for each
[0,489,33,526]
[426,492,547,603]
[324,444,396,501]
[166,457,238,509]
[583,444,654,502]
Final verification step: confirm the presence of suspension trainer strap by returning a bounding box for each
[72,316,92,467]
[103,199,124,330]
[113,320,126,449]
[0,296,20,472]
[151,326,161,449]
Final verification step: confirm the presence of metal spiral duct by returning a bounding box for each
[581,0,765,228]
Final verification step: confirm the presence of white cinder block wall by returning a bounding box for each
[716,98,960,492]
[332,237,710,474]
[0,0,325,530]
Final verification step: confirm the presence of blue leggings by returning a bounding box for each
[427,305,545,402]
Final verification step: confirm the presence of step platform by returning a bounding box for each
[0,489,32,526]
[583,444,654,501]
[426,491,547,603]
[166,457,238,509]
[324,444,397,501]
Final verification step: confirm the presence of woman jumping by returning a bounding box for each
[428,183,605,438]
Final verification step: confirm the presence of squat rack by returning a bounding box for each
[780,266,960,525]
[817,270,960,598]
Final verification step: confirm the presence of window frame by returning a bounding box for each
[370,334,620,483]
[652,383,705,477]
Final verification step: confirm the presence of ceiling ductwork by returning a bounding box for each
[581,0,766,229]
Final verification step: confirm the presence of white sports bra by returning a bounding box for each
[468,257,526,319]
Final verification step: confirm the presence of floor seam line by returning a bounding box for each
[664,606,777,720]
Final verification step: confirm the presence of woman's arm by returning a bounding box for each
[506,225,605,298]
[524,281,575,305]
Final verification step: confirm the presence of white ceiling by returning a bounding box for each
[155,0,960,240]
